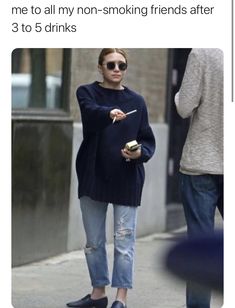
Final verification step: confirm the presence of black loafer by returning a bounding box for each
[110,301,127,308]
[67,294,108,307]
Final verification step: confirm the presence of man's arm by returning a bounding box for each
[175,50,203,119]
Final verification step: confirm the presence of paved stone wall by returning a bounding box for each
[69,48,168,123]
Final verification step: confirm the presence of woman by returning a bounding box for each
[67,49,156,308]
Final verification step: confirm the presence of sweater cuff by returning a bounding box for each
[132,146,150,164]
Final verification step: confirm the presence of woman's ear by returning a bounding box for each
[98,65,103,75]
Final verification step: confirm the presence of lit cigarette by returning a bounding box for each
[112,116,117,124]
[125,109,137,116]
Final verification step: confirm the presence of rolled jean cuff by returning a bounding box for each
[111,284,133,289]
[92,280,110,287]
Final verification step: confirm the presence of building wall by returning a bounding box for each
[69,48,168,122]
[12,119,73,266]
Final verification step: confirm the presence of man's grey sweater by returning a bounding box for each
[175,48,223,175]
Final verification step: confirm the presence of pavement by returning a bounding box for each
[12,227,223,308]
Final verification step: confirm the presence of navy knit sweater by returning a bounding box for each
[76,81,156,206]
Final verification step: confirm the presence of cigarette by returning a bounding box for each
[125,109,137,116]
[113,109,137,124]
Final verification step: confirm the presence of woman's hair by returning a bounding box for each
[98,48,128,65]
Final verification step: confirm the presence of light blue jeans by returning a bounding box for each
[80,196,138,289]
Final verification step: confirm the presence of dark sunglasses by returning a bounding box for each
[103,61,128,71]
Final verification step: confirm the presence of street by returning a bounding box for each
[12,229,223,308]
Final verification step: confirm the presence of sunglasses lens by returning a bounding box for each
[119,62,127,71]
[106,62,116,70]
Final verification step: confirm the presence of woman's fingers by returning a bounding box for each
[110,109,126,121]
[121,148,141,160]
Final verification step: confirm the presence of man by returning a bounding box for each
[175,49,223,308]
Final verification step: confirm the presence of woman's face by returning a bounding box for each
[99,52,127,86]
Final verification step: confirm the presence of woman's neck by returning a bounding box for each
[99,81,124,90]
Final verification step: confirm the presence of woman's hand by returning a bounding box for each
[110,109,126,122]
[121,147,141,160]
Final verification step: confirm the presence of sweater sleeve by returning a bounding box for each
[176,50,203,119]
[76,85,115,133]
[135,102,156,163]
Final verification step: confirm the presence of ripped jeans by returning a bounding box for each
[80,196,138,289]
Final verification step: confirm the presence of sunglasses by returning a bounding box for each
[103,61,128,71]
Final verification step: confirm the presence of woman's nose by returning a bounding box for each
[113,64,120,71]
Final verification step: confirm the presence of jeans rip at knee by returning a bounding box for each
[114,228,134,240]
[84,240,105,254]
[84,245,97,254]
[114,228,135,261]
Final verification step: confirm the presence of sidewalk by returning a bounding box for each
[12,229,223,308]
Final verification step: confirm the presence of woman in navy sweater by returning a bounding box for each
[67,49,155,308]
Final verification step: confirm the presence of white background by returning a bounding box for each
[1,0,234,306]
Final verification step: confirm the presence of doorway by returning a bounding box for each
[165,48,191,230]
